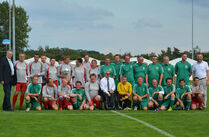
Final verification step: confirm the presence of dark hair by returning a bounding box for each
[46,78,53,83]
[91,59,97,64]
[90,73,96,78]
[179,79,185,83]
[76,81,82,85]
[34,53,39,57]
[137,76,143,79]
[64,56,70,60]
[152,56,158,59]
[50,58,56,61]
[114,54,120,57]
[166,77,172,82]
[137,56,143,59]
[77,58,83,63]
[193,77,199,81]
[182,53,187,56]
[124,54,130,59]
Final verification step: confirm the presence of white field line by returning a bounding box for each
[111,110,175,137]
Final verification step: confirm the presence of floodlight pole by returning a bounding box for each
[9,0,11,50]
[192,0,194,59]
[12,0,15,62]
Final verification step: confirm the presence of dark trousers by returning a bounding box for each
[119,95,131,109]
[3,83,12,110]
[104,93,115,109]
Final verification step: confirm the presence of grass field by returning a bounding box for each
[0,85,209,137]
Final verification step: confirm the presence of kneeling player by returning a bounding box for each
[58,79,81,111]
[148,79,164,110]
[85,74,101,110]
[42,78,58,110]
[25,77,41,111]
[133,76,149,110]
[160,78,175,111]
[71,81,87,110]
[175,79,192,110]
[190,77,203,110]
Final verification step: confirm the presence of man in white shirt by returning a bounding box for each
[192,53,209,108]
[100,70,115,109]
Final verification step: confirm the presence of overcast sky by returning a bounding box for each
[1,0,209,55]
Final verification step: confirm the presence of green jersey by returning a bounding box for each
[147,63,164,86]
[176,85,191,100]
[71,88,86,102]
[119,62,135,85]
[175,61,192,88]
[99,64,116,78]
[149,85,164,100]
[133,83,149,101]
[133,63,147,83]
[111,62,122,84]
[26,83,41,95]
[161,63,175,86]
[163,84,175,96]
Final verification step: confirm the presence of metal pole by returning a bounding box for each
[12,0,15,62]
[192,0,194,59]
[9,0,11,50]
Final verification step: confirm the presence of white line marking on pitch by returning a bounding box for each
[111,110,175,137]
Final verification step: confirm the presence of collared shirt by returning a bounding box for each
[7,57,14,76]
[193,61,209,79]
[100,77,115,94]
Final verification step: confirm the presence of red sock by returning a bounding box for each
[19,95,24,108]
[58,99,63,108]
[12,95,18,108]
[199,100,203,108]
[43,102,48,108]
[95,101,100,108]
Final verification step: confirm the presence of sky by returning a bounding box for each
[1,0,209,55]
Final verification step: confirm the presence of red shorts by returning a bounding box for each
[53,80,58,88]
[46,100,54,108]
[191,97,198,105]
[16,83,27,92]
[58,98,72,108]
[90,96,97,106]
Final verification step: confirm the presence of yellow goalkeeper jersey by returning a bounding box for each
[117,82,132,100]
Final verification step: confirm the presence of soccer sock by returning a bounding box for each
[43,102,48,108]
[58,99,63,108]
[186,100,191,109]
[133,101,138,108]
[12,95,18,108]
[170,99,175,108]
[26,101,30,108]
[198,100,203,108]
[95,101,101,108]
[158,99,163,107]
[19,95,24,108]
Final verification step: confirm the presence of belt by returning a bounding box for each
[199,77,206,80]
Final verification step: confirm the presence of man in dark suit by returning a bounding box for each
[0,50,17,111]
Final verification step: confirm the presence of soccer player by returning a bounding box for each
[133,56,147,83]
[58,56,73,87]
[117,76,132,110]
[41,55,49,86]
[190,77,203,110]
[71,81,86,110]
[25,77,41,111]
[57,58,64,85]
[42,78,58,110]
[148,79,164,110]
[83,54,91,72]
[85,74,101,110]
[58,79,81,111]
[46,58,58,87]
[13,53,29,110]
[120,55,135,86]
[161,56,175,86]
[133,76,149,110]
[88,60,100,82]
[175,79,192,110]
[72,58,87,88]
[99,57,116,79]
[160,78,176,111]
[175,53,192,88]
[146,56,163,87]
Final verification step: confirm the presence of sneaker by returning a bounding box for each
[184,107,190,111]
[26,108,30,112]
[199,107,203,110]
[134,106,138,111]
[155,108,161,111]
[174,106,179,110]
[118,106,123,110]
[167,107,173,111]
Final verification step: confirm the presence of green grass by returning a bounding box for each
[0,85,209,137]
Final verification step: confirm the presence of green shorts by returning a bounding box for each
[31,98,41,109]
[138,100,148,109]
[73,101,82,109]
[161,99,170,108]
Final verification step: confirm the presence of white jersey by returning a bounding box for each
[85,81,99,102]
[72,65,87,87]
[29,61,44,84]
[58,63,73,82]
[190,84,204,96]
[58,85,71,95]
[42,84,58,99]
[88,67,100,82]
[83,61,91,72]
[14,61,29,83]
[46,65,58,81]
[42,62,49,83]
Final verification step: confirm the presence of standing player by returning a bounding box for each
[25,77,41,111]
[99,57,116,79]
[120,55,135,86]
[175,79,192,110]
[85,74,101,110]
[160,78,176,111]
[175,53,192,88]
[83,54,91,72]
[42,78,58,110]
[72,58,87,88]
[133,56,147,83]
[71,81,87,110]
[161,56,175,87]
[146,56,163,87]
[133,76,149,110]
[190,77,203,110]
[57,58,64,85]
[13,53,29,110]
[88,60,100,82]
[41,55,49,87]
[46,58,58,87]
[148,79,164,110]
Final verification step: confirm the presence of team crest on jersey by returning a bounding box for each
[109,68,112,71]
[168,68,171,71]
[156,67,159,70]
[143,67,145,70]
[35,88,38,91]
[130,65,132,68]
[143,88,145,91]
[185,65,188,69]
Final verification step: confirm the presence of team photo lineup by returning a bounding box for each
[0,50,208,112]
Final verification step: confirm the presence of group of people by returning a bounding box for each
[0,50,208,111]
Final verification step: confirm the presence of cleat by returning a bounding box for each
[174,106,179,110]
[199,107,203,110]
[155,108,161,111]
[167,107,173,111]
[118,106,123,110]
[134,106,138,111]
[26,108,30,112]
[184,107,190,111]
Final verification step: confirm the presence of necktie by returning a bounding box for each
[107,78,110,92]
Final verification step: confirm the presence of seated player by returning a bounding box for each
[148,79,164,110]
[160,78,176,111]
[133,76,149,110]
[175,79,192,110]
[85,74,101,110]
[190,77,203,110]
[117,76,132,110]
[42,78,58,110]
[71,81,87,110]
[25,77,41,111]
